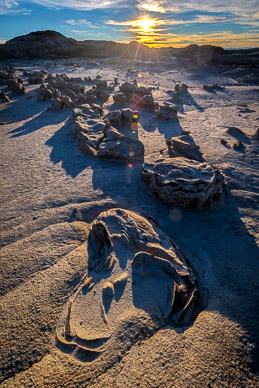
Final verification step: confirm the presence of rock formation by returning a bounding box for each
[166,134,204,161]
[70,106,144,161]
[142,157,225,208]
[55,209,203,359]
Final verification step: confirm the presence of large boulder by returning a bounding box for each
[98,135,144,161]
[93,79,108,89]
[55,208,203,359]
[142,157,225,207]
[76,130,104,156]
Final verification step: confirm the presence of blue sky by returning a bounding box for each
[0,0,258,48]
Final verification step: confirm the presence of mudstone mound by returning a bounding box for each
[70,106,144,161]
[55,208,203,359]
[142,157,225,208]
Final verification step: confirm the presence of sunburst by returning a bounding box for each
[133,18,157,32]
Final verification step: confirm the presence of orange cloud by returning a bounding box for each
[137,31,259,48]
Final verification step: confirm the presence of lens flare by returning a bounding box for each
[169,208,182,223]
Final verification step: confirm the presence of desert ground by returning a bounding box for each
[0,58,258,387]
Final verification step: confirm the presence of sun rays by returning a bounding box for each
[133,18,157,32]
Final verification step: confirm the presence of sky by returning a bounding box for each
[0,0,258,48]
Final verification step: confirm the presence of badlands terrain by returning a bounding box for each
[0,53,258,387]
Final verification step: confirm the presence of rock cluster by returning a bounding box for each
[27,70,47,84]
[35,74,111,110]
[71,106,144,161]
[113,82,153,105]
[0,67,25,94]
[173,83,189,102]
[142,157,224,208]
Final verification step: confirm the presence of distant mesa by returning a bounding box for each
[8,30,66,42]
[0,30,258,66]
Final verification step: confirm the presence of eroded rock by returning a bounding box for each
[137,94,159,110]
[11,82,25,95]
[49,97,63,110]
[71,107,144,161]
[55,208,203,359]
[98,135,144,161]
[0,91,11,103]
[105,110,122,123]
[142,157,225,207]
[166,134,203,161]
[37,84,53,100]
[156,103,178,120]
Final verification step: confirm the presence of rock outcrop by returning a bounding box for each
[71,106,144,161]
[166,134,204,161]
[142,157,225,208]
[0,30,257,67]
[55,208,203,359]
[156,103,178,120]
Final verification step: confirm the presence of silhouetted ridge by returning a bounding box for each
[8,30,66,42]
[0,30,257,66]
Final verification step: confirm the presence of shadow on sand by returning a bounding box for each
[9,108,71,138]
[45,118,95,178]
[138,110,183,141]
[38,102,259,375]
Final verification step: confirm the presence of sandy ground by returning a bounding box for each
[0,59,258,387]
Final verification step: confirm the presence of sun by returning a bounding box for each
[134,18,156,32]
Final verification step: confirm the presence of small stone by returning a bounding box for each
[137,94,158,110]
[220,138,228,146]
[232,140,242,149]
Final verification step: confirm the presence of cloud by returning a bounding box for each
[0,0,130,14]
[137,0,259,16]
[0,0,31,14]
[137,1,167,13]
[106,14,252,29]
[28,0,128,11]
[64,19,99,28]
[137,30,259,48]
[106,11,258,48]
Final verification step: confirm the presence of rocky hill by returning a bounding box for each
[0,30,258,67]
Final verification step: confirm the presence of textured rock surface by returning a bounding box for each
[156,103,178,120]
[71,107,144,161]
[55,208,203,359]
[142,157,225,207]
[98,136,144,161]
[167,134,204,161]
[137,94,159,110]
